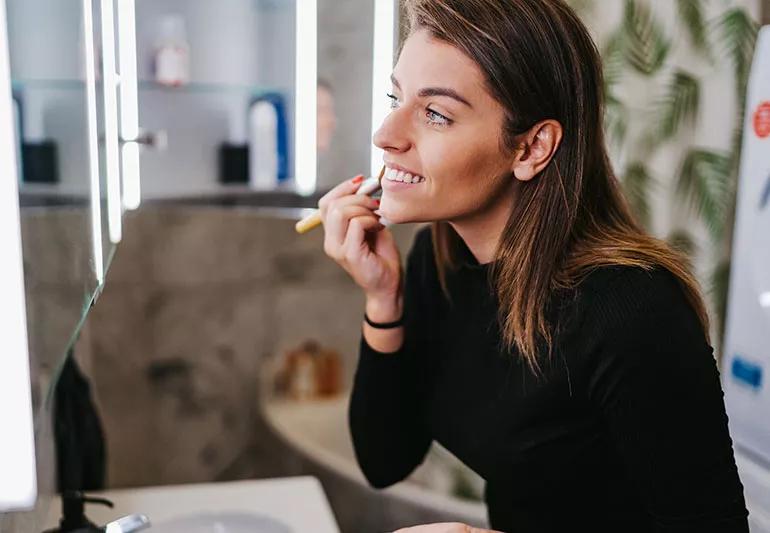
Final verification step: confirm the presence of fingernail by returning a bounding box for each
[351,175,364,184]
[374,199,380,206]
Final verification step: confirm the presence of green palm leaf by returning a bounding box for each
[623,0,671,76]
[622,162,655,228]
[676,0,711,56]
[602,30,627,89]
[605,92,628,150]
[714,8,759,93]
[676,149,732,239]
[654,70,701,143]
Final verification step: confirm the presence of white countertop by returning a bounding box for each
[262,397,487,524]
[43,476,339,533]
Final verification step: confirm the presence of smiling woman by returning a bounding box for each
[316,0,749,532]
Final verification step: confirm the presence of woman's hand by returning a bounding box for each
[393,523,502,533]
[318,175,402,301]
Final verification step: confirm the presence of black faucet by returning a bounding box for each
[43,491,150,533]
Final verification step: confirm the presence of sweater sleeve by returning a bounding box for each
[348,229,434,489]
[585,268,748,532]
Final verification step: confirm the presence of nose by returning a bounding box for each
[373,108,412,154]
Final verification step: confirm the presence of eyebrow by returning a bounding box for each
[391,74,473,108]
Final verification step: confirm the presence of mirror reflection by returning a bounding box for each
[8,0,98,411]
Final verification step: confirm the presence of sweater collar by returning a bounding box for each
[456,236,499,271]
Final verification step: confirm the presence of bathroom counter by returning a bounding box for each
[262,396,487,525]
[43,476,339,532]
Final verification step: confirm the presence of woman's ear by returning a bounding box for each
[511,119,563,182]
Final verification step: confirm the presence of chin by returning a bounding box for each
[378,200,411,224]
[379,195,440,225]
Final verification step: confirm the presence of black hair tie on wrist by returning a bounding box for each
[364,312,403,329]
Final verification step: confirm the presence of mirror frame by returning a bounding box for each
[0,0,38,511]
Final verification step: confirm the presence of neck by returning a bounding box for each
[448,182,514,265]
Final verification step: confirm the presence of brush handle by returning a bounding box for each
[294,176,382,234]
[295,211,322,234]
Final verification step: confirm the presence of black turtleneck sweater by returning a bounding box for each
[349,226,747,533]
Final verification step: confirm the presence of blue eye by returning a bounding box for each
[386,93,399,109]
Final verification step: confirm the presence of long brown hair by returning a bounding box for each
[403,0,711,373]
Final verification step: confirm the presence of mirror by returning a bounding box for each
[8,0,100,406]
[57,2,478,531]
[129,0,306,201]
[316,0,374,189]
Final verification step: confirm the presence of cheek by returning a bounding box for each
[425,137,506,195]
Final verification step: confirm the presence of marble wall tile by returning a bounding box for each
[19,207,93,287]
[270,284,366,387]
[82,283,271,487]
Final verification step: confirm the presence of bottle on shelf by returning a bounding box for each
[154,14,190,87]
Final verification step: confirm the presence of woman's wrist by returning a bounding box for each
[365,291,403,324]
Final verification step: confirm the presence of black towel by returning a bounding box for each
[53,352,106,491]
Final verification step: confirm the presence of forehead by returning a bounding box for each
[394,29,487,95]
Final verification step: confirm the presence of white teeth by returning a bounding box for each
[384,167,424,183]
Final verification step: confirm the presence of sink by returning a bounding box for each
[43,477,339,533]
[152,511,292,533]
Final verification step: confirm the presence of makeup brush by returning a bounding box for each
[295,165,386,234]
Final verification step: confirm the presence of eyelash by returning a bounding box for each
[386,93,452,127]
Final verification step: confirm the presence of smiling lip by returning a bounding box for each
[383,161,422,178]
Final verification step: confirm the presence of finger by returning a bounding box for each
[323,195,379,244]
[324,193,379,219]
[317,174,364,217]
[324,205,379,260]
[342,215,384,263]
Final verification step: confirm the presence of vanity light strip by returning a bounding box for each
[294,0,317,195]
[118,0,140,211]
[370,0,396,178]
[83,0,104,283]
[101,0,122,242]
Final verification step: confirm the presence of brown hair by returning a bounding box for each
[403,0,710,373]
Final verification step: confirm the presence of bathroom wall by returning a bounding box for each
[72,206,421,488]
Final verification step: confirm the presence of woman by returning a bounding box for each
[317,0,748,531]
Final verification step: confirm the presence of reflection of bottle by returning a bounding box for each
[154,15,190,87]
[248,94,289,189]
[249,99,278,189]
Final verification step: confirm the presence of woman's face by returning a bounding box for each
[374,29,517,224]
